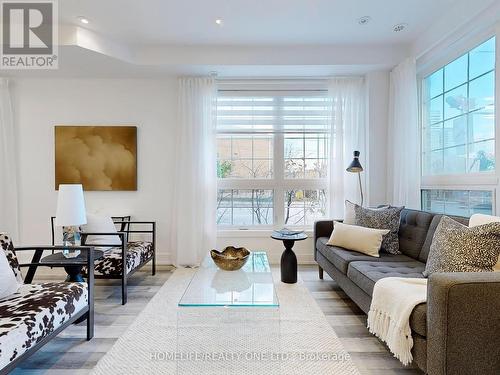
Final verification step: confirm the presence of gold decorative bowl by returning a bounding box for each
[210,246,250,271]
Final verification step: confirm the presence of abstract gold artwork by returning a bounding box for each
[55,126,137,191]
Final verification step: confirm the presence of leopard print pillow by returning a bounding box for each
[423,216,500,277]
[354,205,404,255]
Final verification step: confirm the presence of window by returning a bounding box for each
[421,189,493,216]
[422,37,496,176]
[216,91,330,228]
[217,189,273,226]
[420,37,496,216]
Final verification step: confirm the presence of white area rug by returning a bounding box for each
[91,268,360,375]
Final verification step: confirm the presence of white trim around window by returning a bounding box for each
[421,172,498,187]
[417,25,497,79]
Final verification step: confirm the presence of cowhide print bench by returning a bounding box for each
[50,216,156,305]
[0,233,94,374]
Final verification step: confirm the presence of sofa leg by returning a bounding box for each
[318,265,324,280]
[152,256,156,276]
[86,310,94,340]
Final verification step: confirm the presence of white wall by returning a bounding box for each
[411,0,499,61]
[12,78,177,264]
[11,74,391,265]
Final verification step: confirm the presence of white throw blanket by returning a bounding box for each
[367,277,427,366]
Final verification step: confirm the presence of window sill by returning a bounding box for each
[217,229,313,238]
[421,173,498,187]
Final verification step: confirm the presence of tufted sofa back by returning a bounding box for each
[0,233,24,283]
[398,209,435,260]
[396,210,470,263]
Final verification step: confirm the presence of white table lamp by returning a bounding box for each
[56,184,87,257]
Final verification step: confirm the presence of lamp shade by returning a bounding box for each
[346,151,363,173]
[55,184,87,227]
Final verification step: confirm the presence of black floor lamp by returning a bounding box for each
[346,151,364,206]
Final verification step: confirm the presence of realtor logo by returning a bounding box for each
[1,0,58,69]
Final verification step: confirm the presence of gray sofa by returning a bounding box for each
[314,208,500,375]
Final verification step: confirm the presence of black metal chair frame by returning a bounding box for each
[50,216,156,305]
[0,246,95,375]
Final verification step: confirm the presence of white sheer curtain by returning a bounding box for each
[171,77,217,267]
[0,78,19,241]
[328,77,366,219]
[386,58,420,208]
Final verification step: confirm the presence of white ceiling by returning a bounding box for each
[6,0,497,78]
[59,0,458,45]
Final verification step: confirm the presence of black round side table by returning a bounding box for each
[41,249,104,282]
[271,231,308,284]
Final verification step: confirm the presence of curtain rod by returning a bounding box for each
[216,77,329,82]
[215,75,363,80]
[218,89,328,92]
[215,76,364,86]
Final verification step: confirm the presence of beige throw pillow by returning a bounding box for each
[327,222,389,257]
[344,200,357,224]
[469,214,500,271]
[343,200,391,225]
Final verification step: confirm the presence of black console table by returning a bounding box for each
[41,249,104,282]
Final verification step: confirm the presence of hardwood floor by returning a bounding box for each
[11,265,422,374]
[11,266,173,375]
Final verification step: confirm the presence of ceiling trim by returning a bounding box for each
[59,24,409,69]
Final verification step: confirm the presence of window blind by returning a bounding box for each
[216,91,331,135]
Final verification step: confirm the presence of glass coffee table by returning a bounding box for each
[178,251,279,307]
[177,252,280,373]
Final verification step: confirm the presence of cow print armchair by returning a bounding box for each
[50,216,156,305]
[0,233,94,374]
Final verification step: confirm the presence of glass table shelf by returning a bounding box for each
[178,251,279,307]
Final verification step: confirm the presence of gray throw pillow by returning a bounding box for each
[354,205,404,255]
[423,216,500,277]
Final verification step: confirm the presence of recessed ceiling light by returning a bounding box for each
[357,16,371,25]
[393,23,408,32]
[215,19,223,26]
[77,16,89,24]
